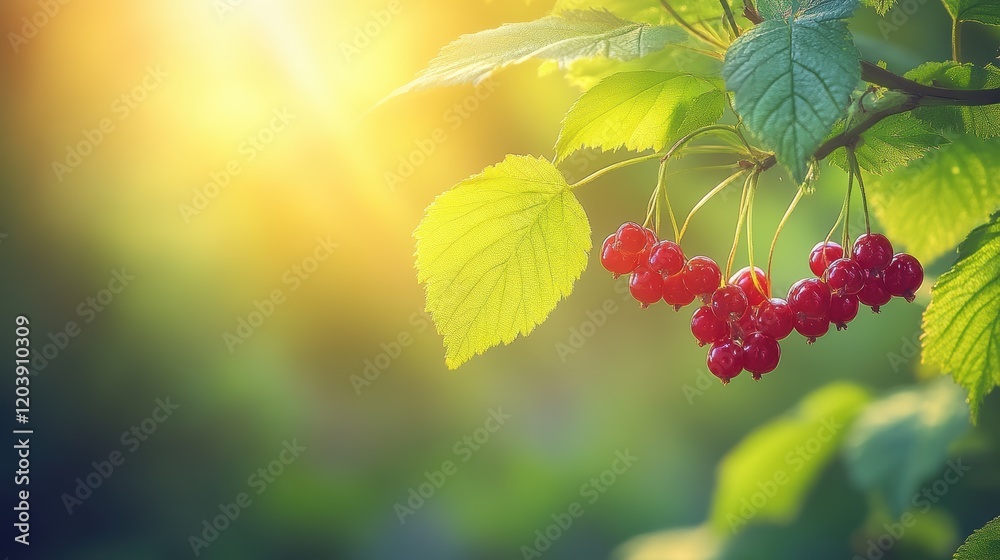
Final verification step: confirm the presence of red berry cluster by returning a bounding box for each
[600,224,924,384]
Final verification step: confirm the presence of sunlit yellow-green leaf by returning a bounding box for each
[906,62,1000,139]
[827,112,949,175]
[923,211,1000,423]
[953,515,1000,559]
[867,135,1000,264]
[415,155,591,368]
[555,71,724,162]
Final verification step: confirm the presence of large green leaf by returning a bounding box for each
[954,516,1000,559]
[906,62,1000,139]
[867,135,1000,264]
[723,0,862,183]
[551,0,746,25]
[941,0,1000,25]
[709,383,870,534]
[384,10,684,101]
[842,380,969,517]
[414,155,590,368]
[827,112,949,175]
[555,71,725,162]
[863,0,897,15]
[923,211,1000,422]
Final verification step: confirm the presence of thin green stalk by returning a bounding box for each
[720,0,741,38]
[659,0,727,49]
[845,149,871,234]
[726,170,757,280]
[660,162,681,241]
[677,169,747,243]
[569,153,661,190]
[766,187,805,281]
[952,19,962,62]
[661,125,744,162]
[745,175,767,296]
[824,169,853,249]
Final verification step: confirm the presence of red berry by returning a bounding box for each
[743,333,780,379]
[707,338,744,384]
[754,298,794,340]
[794,314,830,343]
[648,240,685,275]
[711,285,749,322]
[600,234,638,276]
[824,258,865,296]
[683,256,723,297]
[858,272,892,313]
[883,253,923,302]
[730,266,769,307]
[827,293,859,330]
[788,278,832,318]
[691,305,729,346]
[629,267,663,307]
[616,222,647,254]
[662,272,696,310]
[635,228,658,264]
[852,233,893,271]
[731,308,757,342]
[809,241,844,277]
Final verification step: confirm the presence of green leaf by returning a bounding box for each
[414,155,590,368]
[954,516,1000,559]
[827,112,949,175]
[383,10,685,101]
[723,0,862,183]
[923,211,1000,422]
[863,0,897,15]
[906,62,1000,139]
[867,135,1000,264]
[554,71,725,162]
[709,383,871,534]
[551,0,746,24]
[941,0,1000,25]
[842,380,969,517]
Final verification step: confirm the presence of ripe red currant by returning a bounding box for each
[648,240,685,276]
[730,266,769,307]
[852,233,893,271]
[743,333,780,379]
[809,241,844,277]
[827,293,859,330]
[683,256,723,297]
[824,258,865,296]
[691,305,729,346]
[753,298,794,340]
[794,314,830,343]
[616,222,647,254]
[711,285,749,322]
[629,267,663,307]
[707,338,744,384]
[883,253,923,302]
[788,278,832,318]
[858,272,892,313]
[600,234,638,276]
[635,228,658,265]
[662,272,696,310]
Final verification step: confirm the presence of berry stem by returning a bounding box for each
[825,167,853,250]
[726,169,758,281]
[659,161,681,241]
[745,174,766,297]
[846,148,871,234]
[568,153,661,190]
[678,169,747,243]
[661,125,745,163]
[658,0,727,50]
[766,186,805,282]
[952,19,963,63]
[719,0,741,38]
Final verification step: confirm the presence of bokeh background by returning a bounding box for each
[1,1,999,559]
